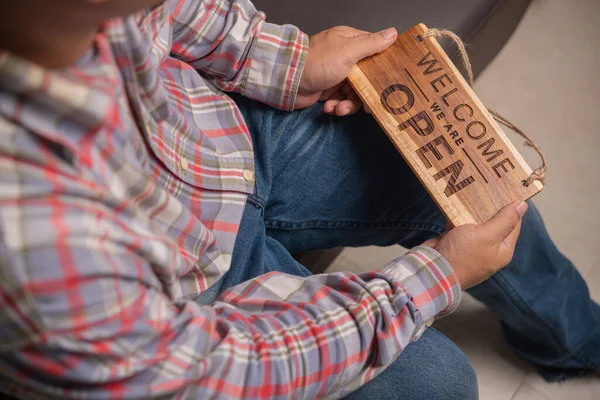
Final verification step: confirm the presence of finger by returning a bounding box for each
[341,81,354,94]
[501,218,522,252]
[324,100,340,114]
[349,27,398,62]
[341,84,367,113]
[337,26,369,37]
[364,104,372,114]
[345,88,360,100]
[323,91,346,113]
[335,98,362,116]
[335,89,361,115]
[319,83,344,102]
[323,94,345,115]
[481,201,528,244]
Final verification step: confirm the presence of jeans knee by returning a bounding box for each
[443,346,478,400]
[420,331,478,400]
[344,329,478,400]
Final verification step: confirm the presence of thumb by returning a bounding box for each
[481,201,528,243]
[349,27,398,62]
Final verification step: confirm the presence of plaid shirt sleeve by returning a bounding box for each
[0,155,460,399]
[169,0,308,111]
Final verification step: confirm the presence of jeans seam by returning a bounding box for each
[247,194,265,216]
[490,272,599,369]
[263,218,445,235]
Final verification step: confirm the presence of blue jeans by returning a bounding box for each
[199,95,600,399]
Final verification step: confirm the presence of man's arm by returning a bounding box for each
[169,0,308,111]
[0,139,460,399]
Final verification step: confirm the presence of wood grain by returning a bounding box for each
[347,23,543,226]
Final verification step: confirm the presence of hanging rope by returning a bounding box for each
[419,28,547,186]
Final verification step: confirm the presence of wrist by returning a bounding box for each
[294,62,322,109]
[383,246,462,318]
[430,243,466,289]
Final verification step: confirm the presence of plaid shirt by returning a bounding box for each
[0,0,461,398]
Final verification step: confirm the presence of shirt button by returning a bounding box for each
[180,157,189,171]
[242,169,255,182]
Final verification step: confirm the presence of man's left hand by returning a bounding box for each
[295,26,398,115]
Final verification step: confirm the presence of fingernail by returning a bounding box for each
[341,108,350,116]
[380,27,397,40]
[516,201,528,216]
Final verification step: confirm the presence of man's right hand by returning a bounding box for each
[423,201,528,290]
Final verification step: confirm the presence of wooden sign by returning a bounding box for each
[347,23,544,226]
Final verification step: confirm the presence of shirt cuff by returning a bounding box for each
[381,246,462,332]
[244,21,309,111]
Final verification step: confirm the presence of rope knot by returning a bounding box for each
[523,167,547,187]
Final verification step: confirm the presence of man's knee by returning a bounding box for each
[402,329,477,400]
[435,342,479,400]
[345,328,478,400]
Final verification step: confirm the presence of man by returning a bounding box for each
[0,0,598,399]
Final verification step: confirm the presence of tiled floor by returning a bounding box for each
[327,0,600,398]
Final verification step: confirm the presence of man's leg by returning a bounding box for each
[344,328,477,400]
[228,94,600,382]
[469,205,600,381]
